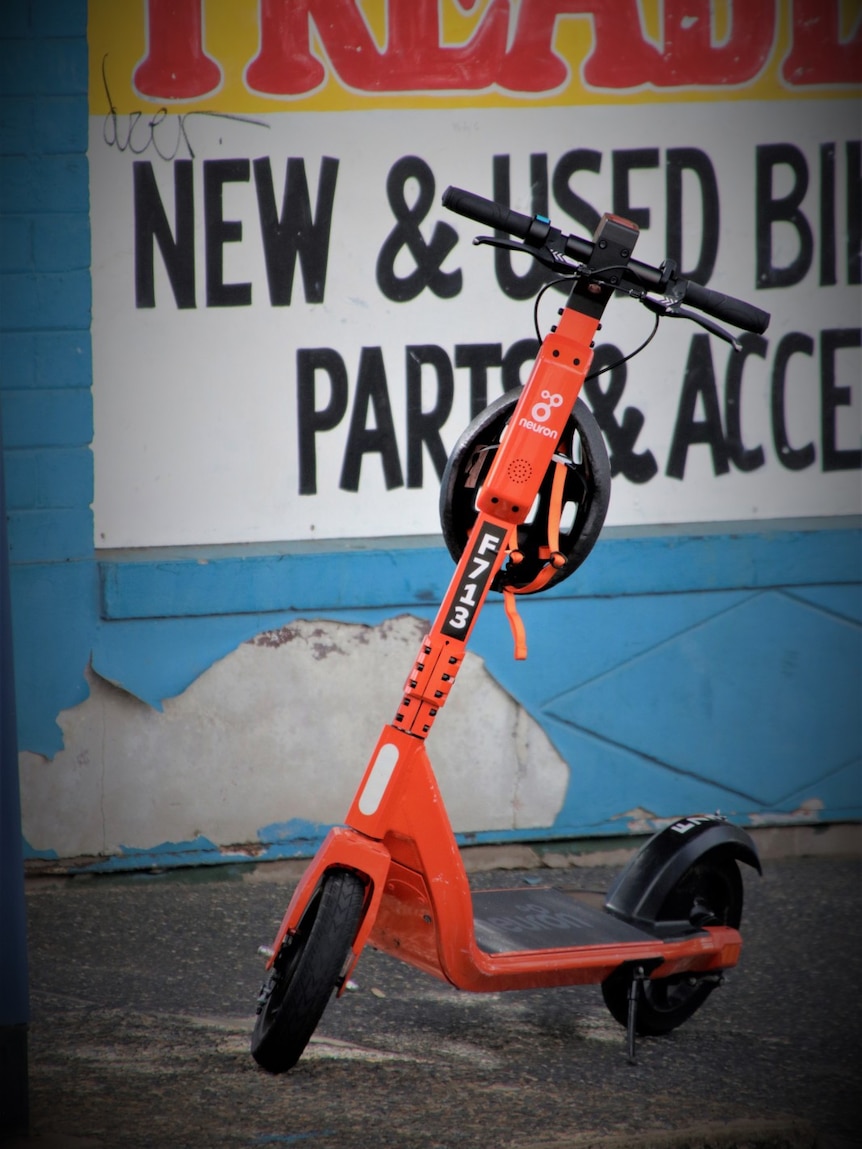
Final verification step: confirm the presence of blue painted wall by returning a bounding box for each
[93,523,862,842]
[0,1,96,760]
[1,4,859,870]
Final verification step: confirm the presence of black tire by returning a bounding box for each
[251,869,365,1073]
[601,856,743,1036]
[440,390,610,595]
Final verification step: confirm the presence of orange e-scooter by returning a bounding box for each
[251,187,771,1072]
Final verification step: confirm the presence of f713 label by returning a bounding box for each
[441,524,508,639]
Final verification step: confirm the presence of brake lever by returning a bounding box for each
[639,294,742,351]
[473,234,579,275]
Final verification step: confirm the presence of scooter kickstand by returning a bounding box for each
[626,965,646,1065]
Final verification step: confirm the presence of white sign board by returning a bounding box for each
[89,5,862,547]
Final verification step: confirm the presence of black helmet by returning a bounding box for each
[440,389,610,595]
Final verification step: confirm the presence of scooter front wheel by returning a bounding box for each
[251,868,365,1073]
[601,856,743,1036]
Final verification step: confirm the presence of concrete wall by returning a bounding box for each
[2,2,860,872]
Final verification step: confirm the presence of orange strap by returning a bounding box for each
[547,458,566,559]
[500,463,568,658]
[502,526,528,660]
[504,460,568,597]
[503,588,528,660]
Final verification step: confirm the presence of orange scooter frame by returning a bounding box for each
[270,732,744,999]
[252,195,766,1073]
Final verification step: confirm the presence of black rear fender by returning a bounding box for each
[604,815,761,934]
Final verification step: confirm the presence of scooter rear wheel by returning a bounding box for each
[601,856,743,1036]
[251,868,365,1073]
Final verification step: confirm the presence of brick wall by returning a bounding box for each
[0,0,95,753]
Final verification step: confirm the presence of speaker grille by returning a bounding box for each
[507,458,532,484]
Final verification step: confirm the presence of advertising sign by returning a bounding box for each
[89,1,861,547]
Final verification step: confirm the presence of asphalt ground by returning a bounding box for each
[8,847,862,1149]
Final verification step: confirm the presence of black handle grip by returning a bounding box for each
[680,281,770,335]
[442,186,534,240]
[443,185,771,336]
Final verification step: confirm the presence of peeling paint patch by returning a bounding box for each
[248,625,301,648]
[252,838,334,864]
[20,615,568,866]
[257,818,331,851]
[249,622,353,659]
[748,798,825,826]
[91,665,164,711]
[22,838,60,861]
[612,807,672,836]
[73,836,238,873]
[310,641,344,660]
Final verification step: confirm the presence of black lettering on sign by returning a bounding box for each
[771,332,816,471]
[340,347,404,492]
[724,334,767,473]
[847,141,861,286]
[253,155,339,305]
[817,141,862,287]
[553,148,603,236]
[820,143,837,287]
[612,147,660,231]
[204,158,252,307]
[134,160,196,308]
[492,153,553,300]
[666,334,730,480]
[406,345,454,489]
[441,523,508,639]
[296,347,349,495]
[756,143,813,289]
[821,328,862,472]
[376,156,461,302]
[455,343,503,419]
[666,147,719,285]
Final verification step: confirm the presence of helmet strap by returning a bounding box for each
[500,459,569,659]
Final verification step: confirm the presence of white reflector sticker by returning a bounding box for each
[358,742,399,815]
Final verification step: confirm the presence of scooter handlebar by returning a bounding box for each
[680,281,770,336]
[442,185,769,336]
[441,185,534,241]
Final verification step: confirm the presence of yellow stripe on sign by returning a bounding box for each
[88,0,860,115]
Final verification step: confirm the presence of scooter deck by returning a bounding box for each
[472,886,658,955]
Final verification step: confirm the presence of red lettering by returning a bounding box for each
[130,0,860,101]
[134,0,222,101]
[499,0,640,92]
[501,0,775,92]
[628,0,775,87]
[245,0,366,95]
[246,0,509,95]
[783,0,862,86]
[384,0,509,89]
